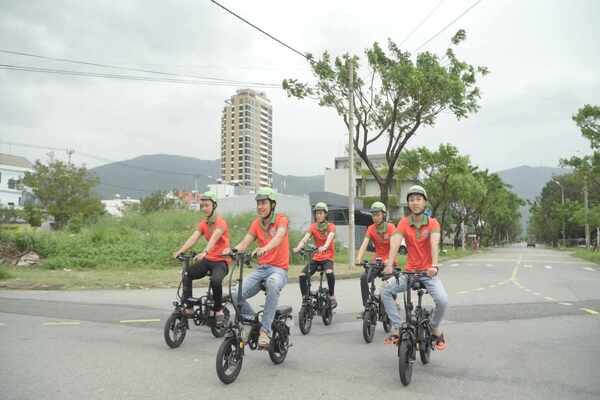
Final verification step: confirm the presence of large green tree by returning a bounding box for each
[23,161,103,229]
[283,30,488,206]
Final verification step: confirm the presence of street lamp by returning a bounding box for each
[551,178,566,247]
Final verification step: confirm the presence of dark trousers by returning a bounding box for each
[183,259,228,310]
[299,260,335,296]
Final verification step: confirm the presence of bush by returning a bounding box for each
[0,266,12,280]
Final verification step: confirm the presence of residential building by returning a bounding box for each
[101,195,140,217]
[220,89,273,190]
[324,154,415,219]
[0,153,34,209]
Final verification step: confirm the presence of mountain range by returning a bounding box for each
[91,155,570,230]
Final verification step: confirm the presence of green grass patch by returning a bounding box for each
[0,264,12,280]
[570,249,600,265]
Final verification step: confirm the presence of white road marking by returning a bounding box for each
[489,284,497,288]
[580,308,599,315]
[457,290,469,295]
[558,302,573,306]
[544,265,553,270]
[498,281,507,286]
[43,321,81,326]
[475,287,485,291]
[451,263,460,267]
[119,319,161,324]
[486,264,493,267]
[583,267,596,272]
[544,297,556,301]
[532,292,541,296]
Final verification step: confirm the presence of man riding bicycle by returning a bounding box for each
[227,187,289,348]
[356,201,397,315]
[293,202,337,308]
[173,191,229,324]
[381,185,448,350]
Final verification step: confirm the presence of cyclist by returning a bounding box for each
[293,202,337,308]
[355,201,397,315]
[173,191,229,324]
[381,185,448,350]
[228,187,289,348]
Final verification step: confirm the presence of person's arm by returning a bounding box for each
[385,232,404,274]
[293,232,311,253]
[355,236,370,265]
[255,226,287,256]
[319,231,335,253]
[233,233,255,252]
[195,227,225,262]
[427,231,441,277]
[174,231,201,258]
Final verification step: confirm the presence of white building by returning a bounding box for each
[324,154,415,219]
[0,153,34,209]
[207,183,236,199]
[101,195,141,217]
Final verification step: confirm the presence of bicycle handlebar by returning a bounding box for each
[175,252,197,262]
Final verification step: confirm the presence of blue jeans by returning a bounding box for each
[382,274,448,329]
[232,265,288,335]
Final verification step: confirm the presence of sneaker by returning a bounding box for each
[384,328,400,345]
[433,333,447,351]
[258,330,271,348]
[329,295,337,309]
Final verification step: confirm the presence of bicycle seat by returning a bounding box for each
[274,305,292,317]
[411,280,427,291]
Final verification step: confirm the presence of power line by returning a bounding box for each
[0,64,281,88]
[0,48,278,86]
[208,0,311,62]
[413,0,483,53]
[399,0,445,47]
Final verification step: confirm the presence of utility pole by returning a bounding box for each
[347,60,356,267]
[552,179,566,246]
[66,149,75,165]
[584,177,590,248]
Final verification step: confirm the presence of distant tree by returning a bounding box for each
[23,161,103,229]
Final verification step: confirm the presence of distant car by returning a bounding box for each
[527,239,536,248]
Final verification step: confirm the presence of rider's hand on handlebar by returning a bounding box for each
[425,266,438,278]
[317,245,327,253]
[253,247,267,257]
[221,248,231,256]
[173,250,182,260]
[383,265,394,277]
[193,251,207,263]
[292,246,302,254]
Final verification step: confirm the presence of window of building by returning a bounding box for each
[7,179,17,190]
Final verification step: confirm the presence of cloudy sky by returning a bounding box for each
[1,0,599,176]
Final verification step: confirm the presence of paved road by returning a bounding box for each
[1,245,599,399]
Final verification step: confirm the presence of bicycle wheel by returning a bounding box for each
[298,306,312,335]
[398,337,413,386]
[418,325,432,365]
[210,307,231,338]
[268,324,289,364]
[362,309,376,343]
[321,297,333,326]
[163,312,187,348]
[382,312,391,333]
[216,336,244,384]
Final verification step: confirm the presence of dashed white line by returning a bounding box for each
[544,297,556,301]
[532,292,541,296]
[544,265,553,270]
[558,302,573,306]
[475,287,485,292]
[580,308,599,315]
[457,290,469,295]
[43,321,81,326]
[583,267,596,272]
[119,319,161,324]
[451,263,460,267]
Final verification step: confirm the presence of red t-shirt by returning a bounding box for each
[395,216,441,272]
[197,216,230,265]
[248,213,290,269]
[366,222,396,263]
[309,222,336,262]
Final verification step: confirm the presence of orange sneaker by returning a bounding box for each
[433,333,447,351]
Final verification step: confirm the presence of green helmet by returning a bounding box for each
[313,202,328,213]
[255,187,277,202]
[369,201,387,213]
[199,191,217,203]
[406,185,428,201]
